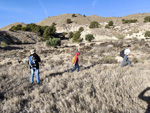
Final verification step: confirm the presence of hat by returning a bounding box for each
[127,45,131,47]
[30,49,36,54]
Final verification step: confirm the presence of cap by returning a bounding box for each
[30,49,36,54]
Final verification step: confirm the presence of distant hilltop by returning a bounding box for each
[1,13,150,30]
[36,13,150,26]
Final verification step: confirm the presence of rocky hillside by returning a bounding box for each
[0,30,42,46]
[1,13,150,42]
[0,22,26,31]
[37,13,150,26]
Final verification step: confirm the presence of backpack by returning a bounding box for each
[29,55,37,67]
[120,49,125,58]
[72,56,75,64]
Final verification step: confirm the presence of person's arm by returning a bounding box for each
[129,52,135,58]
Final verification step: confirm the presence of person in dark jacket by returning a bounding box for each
[29,49,41,84]
[71,51,80,72]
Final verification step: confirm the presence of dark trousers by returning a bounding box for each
[71,63,79,72]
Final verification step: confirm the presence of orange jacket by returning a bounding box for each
[74,52,79,64]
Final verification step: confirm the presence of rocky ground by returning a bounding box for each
[0,37,150,112]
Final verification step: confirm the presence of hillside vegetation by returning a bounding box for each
[1,13,150,112]
[0,38,150,112]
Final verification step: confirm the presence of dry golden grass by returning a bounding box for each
[0,39,150,112]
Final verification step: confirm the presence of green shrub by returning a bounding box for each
[108,21,114,26]
[66,19,72,24]
[43,25,56,40]
[105,25,110,29]
[72,31,82,42]
[85,34,95,42]
[69,32,74,39]
[116,34,125,40]
[62,32,68,37]
[122,19,137,24]
[40,26,49,35]
[72,14,76,17]
[79,27,84,32]
[21,27,28,31]
[101,56,117,64]
[33,26,42,35]
[9,24,22,31]
[83,15,86,17]
[46,38,61,47]
[89,21,99,28]
[25,23,37,31]
[0,41,7,47]
[145,31,150,37]
[144,16,150,23]
[3,33,7,37]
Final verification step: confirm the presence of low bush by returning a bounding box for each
[83,15,86,17]
[78,27,84,32]
[9,24,22,31]
[89,21,99,28]
[46,38,61,47]
[69,32,74,39]
[145,31,150,37]
[85,34,95,42]
[0,41,7,47]
[105,25,110,29]
[62,32,68,38]
[116,34,125,40]
[43,25,56,40]
[122,19,138,24]
[101,56,117,64]
[72,31,82,42]
[108,21,114,26]
[66,19,72,24]
[144,16,150,23]
[72,14,76,17]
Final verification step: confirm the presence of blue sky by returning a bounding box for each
[0,0,150,28]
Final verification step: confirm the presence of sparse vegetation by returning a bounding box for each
[72,31,82,42]
[122,19,138,24]
[108,21,114,26]
[145,31,150,37]
[72,14,76,17]
[83,15,86,17]
[0,41,7,47]
[0,38,150,113]
[43,25,56,40]
[9,24,22,31]
[89,21,99,28]
[101,56,117,64]
[46,38,61,47]
[144,16,150,23]
[66,19,72,24]
[85,34,95,42]
[105,25,110,29]
[62,32,68,37]
[78,27,84,32]
[116,34,125,40]
[69,32,74,39]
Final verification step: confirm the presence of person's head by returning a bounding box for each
[30,49,36,54]
[127,45,131,49]
[76,51,80,56]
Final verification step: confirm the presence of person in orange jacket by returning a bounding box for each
[71,51,80,72]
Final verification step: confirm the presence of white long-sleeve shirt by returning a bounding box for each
[124,48,130,56]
